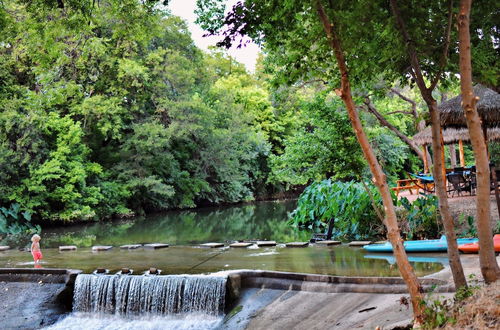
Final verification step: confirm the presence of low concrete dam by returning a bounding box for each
[1,267,455,329]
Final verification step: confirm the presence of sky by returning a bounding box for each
[168,0,261,72]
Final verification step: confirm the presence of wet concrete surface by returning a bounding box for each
[0,281,68,329]
[222,287,416,330]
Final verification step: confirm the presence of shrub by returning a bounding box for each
[289,179,383,240]
[398,195,441,239]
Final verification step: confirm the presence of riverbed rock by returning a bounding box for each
[92,245,113,251]
[315,240,341,246]
[230,242,253,248]
[58,246,77,251]
[120,244,142,249]
[256,241,277,247]
[0,246,10,251]
[285,242,309,248]
[143,243,169,249]
[200,242,225,248]
[348,241,372,247]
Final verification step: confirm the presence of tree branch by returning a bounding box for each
[385,110,415,116]
[389,0,429,96]
[363,97,425,160]
[429,0,454,91]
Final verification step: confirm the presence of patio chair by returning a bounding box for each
[446,172,472,197]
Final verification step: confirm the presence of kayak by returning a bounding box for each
[458,234,500,253]
[363,235,478,253]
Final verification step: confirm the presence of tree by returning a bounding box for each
[457,0,500,282]
[196,0,426,322]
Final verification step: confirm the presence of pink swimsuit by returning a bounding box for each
[32,250,43,262]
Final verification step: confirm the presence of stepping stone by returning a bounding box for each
[92,245,113,251]
[256,241,277,247]
[286,242,309,248]
[144,243,169,249]
[120,244,142,249]
[230,242,253,248]
[0,246,11,251]
[200,242,225,248]
[348,241,372,247]
[315,240,341,246]
[59,245,77,251]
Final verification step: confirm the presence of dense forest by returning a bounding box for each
[0,0,495,226]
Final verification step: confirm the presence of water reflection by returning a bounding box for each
[0,201,445,277]
[364,254,449,266]
[37,200,310,248]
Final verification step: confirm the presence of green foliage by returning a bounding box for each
[398,195,441,240]
[420,295,455,329]
[270,94,364,185]
[458,214,477,238]
[290,179,383,240]
[0,0,276,222]
[0,203,40,236]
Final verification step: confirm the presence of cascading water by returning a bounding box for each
[46,274,228,330]
[73,274,226,316]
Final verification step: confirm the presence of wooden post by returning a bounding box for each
[440,127,447,185]
[449,143,457,168]
[458,139,465,166]
[422,145,429,173]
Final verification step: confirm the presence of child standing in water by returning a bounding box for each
[31,234,43,266]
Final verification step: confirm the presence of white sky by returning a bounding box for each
[168,0,260,72]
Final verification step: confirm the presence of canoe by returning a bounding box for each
[363,235,478,253]
[458,234,500,254]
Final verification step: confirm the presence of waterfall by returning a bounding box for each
[73,274,227,316]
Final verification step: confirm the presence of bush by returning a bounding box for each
[289,179,383,240]
[0,203,40,239]
[397,195,441,239]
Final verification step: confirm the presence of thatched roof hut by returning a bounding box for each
[413,126,500,146]
[439,85,500,128]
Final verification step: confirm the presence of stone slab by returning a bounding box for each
[120,244,142,249]
[91,245,113,251]
[200,242,225,248]
[0,246,11,251]
[256,241,277,247]
[143,243,169,249]
[348,241,372,247]
[58,246,77,251]
[230,242,254,248]
[315,240,341,246]
[285,242,309,248]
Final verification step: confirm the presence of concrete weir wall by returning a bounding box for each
[0,268,453,329]
[226,270,453,301]
[0,268,81,329]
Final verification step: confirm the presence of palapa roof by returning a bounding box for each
[439,85,500,128]
[413,126,500,146]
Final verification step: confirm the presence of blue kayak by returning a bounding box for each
[363,235,478,253]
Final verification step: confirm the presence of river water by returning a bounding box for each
[0,200,445,276]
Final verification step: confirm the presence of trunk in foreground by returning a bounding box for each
[428,99,468,289]
[458,0,499,283]
[389,0,467,290]
[315,1,425,324]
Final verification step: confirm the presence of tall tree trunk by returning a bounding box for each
[458,0,500,283]
[315,2,425,324]
[449,144,457,168]
[427,99,468,289]
[390,0,467,290]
